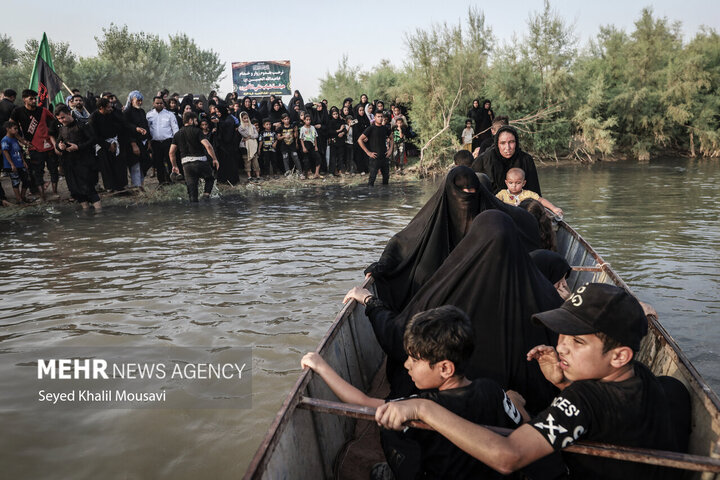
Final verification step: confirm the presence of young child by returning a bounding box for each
[276,113,302,176]
[343,115,357,174]
[302,303,522,479]
[375,283,689,480]
[496,167,563,217]
[259,119,278,176]
[238,111,260,179]
[461,119,474,151]
[1,120,31,204]
[299,114,321,179]
[391,116,408,172]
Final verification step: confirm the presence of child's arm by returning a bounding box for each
[301,352,384,408]
[2,149,15,171]
[538,196,563,217]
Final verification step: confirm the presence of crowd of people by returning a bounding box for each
[0,87,418,207]
[301,162,691,479]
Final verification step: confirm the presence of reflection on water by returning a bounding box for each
[0,158,718,478]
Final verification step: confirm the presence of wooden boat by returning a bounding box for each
[244,220,720,480]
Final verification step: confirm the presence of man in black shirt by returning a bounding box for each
[376,283,688,480]
[169,111,219,202]
[358,110,393,186]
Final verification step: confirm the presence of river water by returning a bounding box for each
[1,157,718,479]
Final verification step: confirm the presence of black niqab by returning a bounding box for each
[367,166,481,312]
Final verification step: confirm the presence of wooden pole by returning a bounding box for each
[298,396,720,473]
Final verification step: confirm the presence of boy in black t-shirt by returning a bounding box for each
[275,113,302,175]
[375,283,688,480]
[358,111,394,186]
[259,119,278,176]
[302,304,521,479]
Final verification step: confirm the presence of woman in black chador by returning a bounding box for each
[365,166,482,313]
[366,166,541,313]
[466,99,483,150]
[480,125,542,195]
[367,210,561,412]
[213,104,240,185]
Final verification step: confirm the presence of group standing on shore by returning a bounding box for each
[0,87,418,207]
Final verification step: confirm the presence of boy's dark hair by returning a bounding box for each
[183,111,198,124]
[492,116,509,128]
[262,118,271,124]
[3,120,18,130]
[346,115,354,121]
[596,332,626,354]
[22,89,37,99]
[4,89,17,97]
[96,97,110,109]
[465,118,473,125]
[71,93,83,100]
[152,95,164,102]
[453,150,473,167]
[374,110,384,118]
[54,104,71,116]
[281,113,289,119]
[403,305,474,375]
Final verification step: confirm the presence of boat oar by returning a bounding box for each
[298,396,720,473]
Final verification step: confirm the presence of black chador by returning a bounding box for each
[369,210,561,412]
[366,166,482,313]
[367,166,541,313]
[475,125,542,195]
[213,106,240,185]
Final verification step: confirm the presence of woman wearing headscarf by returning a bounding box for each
[287,90,304,111]
[309,102,329,173]
[268,100,286,130]
[240,96,261,124]
[123,90,151,188]
[354,104,371,173]
[365,166,482,313]
[361,209,561,412]
[478,99,494,143]
[480,125,541,195]
[213,104,240,185]
[466,99,483,150]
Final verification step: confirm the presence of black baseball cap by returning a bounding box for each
[532,283,648,351]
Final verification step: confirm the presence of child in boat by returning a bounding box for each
[375,283,690,480]
[302,303,522,479]
[496,167,563,217]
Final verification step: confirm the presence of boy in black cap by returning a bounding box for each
[375,283,688,479]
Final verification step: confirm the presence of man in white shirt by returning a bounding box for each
[146,96,179,184]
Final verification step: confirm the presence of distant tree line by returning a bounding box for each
[0,24,224,107]
[317,3,720,166]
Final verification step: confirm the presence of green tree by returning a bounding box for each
[317,55,363,107]
[167,33,224,94]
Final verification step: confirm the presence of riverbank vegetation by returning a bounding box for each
[318,3,720,168]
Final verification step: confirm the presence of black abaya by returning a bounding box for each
[370,210,561,412]
[366,166,481,313]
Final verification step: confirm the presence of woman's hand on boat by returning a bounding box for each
[526,345,566,388]
[301,352,328,374]
[343,287,373,305]
[375,399,424,430]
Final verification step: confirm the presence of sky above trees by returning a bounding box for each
[2,0,717,97]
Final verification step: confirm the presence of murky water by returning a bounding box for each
[1,157,718,479]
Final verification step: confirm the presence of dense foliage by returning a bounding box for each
[0,25,224,105]
[318,3,720,166]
